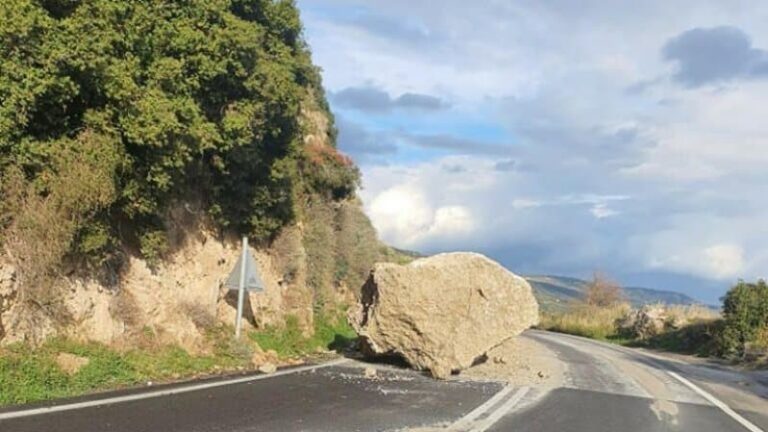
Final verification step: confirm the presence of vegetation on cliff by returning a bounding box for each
[0,0,370,311]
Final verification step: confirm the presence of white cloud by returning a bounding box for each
[511,199,542,210]
[703,244,746,279]
[360,155,630,260]
[648,243,745,280]
[299,0,768,302]
[367,184,432,246]
[430,206,475,238]
[366,183,475,247]
[624,81,768,181]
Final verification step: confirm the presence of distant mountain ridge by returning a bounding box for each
[525,275,703,313]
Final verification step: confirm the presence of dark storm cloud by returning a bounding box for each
[399,133,511,156]
[663,26,768,87]
[494,159,518,172]
[497,91,658,170]
[396,93,446,110]
[441,163,466,173]
[336,119,513,165]
[342,11,433,43]
[336,118,397,162]
[332,86,449,113]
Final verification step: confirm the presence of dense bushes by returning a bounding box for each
[719,280,768,357]
[0,1,359,296]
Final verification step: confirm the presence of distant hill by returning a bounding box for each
[526,275,702,313]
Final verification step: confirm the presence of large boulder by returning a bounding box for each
[351,252,539,378]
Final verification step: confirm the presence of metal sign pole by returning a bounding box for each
[235,236,248,339]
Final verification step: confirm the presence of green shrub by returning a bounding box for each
[0,0,357,298]
[718,280,768,357]
[642,320,723,356]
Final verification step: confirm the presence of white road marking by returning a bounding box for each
[534,331,768,431]
[469,386,530,432]
[667,371,765,432]
[447,385,516,431]
[447,385,530,432]
[0,358,349,421]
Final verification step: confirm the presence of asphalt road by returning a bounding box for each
[1,331,766,432]
[495,330,768,432]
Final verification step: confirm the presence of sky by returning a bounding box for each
[296,0,768,304]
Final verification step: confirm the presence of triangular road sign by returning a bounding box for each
[225,250,265,292]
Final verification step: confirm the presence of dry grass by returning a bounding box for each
[1,131,119,310]
[541,301,725,357]
[664,304,720,325]
[539,302,631,340]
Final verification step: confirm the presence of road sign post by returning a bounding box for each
[226,237,265,339]
[235,237,247,339]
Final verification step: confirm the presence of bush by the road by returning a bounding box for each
[542,279,768,364]
[718,280,768,358]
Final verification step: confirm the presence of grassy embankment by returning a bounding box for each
[0,312,356,407]
[540,279,768,365]
[538,303,724,355]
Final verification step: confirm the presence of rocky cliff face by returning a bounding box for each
[0,1,394,351]
[0,104,383,351]
[0,201,381,352]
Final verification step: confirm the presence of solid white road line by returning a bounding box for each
[469,387,530,432]
[447,385,531,432]
[667,371,765,432]
[447,385,516,431]
[0,358,350,421]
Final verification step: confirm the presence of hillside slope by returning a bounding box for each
[526,275,702,312]
[0,0,402,350]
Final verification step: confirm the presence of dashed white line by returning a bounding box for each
[667,371,765,432]
[0,358,349,421]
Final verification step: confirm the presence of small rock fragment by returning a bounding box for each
[265,350,279,362]
[251,350,266,367]
[364,367,377,378]
[259,363,277,374]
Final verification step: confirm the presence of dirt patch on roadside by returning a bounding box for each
[459,334,565,387]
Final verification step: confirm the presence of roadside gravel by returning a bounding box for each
[459,333,565,387]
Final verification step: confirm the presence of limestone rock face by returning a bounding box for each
[0,222,312,352]
[352,252,539,379]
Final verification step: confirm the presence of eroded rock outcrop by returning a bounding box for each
[352,252,539,379]
[0,224,310,353]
